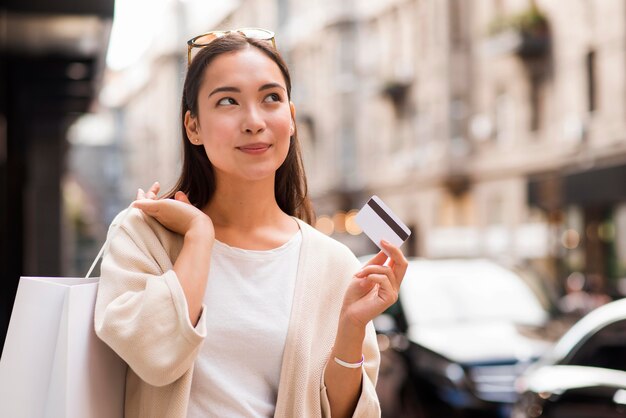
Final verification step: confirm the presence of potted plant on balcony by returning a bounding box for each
[486,3,550,58]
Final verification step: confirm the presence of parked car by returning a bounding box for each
[512,297,626,418]
[370,258,559,418]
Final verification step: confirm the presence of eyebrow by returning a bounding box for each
[208,83,286,97]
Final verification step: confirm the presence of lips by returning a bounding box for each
[238,143,271,150]
[236,143,272,154]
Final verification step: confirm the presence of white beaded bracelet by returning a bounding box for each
[333,354,365,369]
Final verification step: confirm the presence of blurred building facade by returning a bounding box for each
[216,0,626,294]
[93,0,626,295]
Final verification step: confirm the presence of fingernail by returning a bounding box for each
[381,240,390,246]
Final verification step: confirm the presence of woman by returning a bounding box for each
[94,29,408,418]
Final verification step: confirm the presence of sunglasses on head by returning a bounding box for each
[186,28,276,66]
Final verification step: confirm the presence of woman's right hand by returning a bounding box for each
[132,182,214,241]
[136,181,161,201]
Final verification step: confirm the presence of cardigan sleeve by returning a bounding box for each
[94,211,207,387]
[320,320,381,417]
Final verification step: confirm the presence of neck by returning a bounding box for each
[204,174,285,230]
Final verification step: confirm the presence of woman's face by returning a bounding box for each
[185,46,295,184]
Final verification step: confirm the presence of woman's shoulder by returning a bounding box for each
[108,206,182,249]
[110,206,152,234]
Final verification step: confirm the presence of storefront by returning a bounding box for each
[528,163,626,296]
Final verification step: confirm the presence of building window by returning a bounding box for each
[450,98,467,142]
[449,0,463,48]
[530,75,545,132]
[494,89,514,145]
[586,50,596,113]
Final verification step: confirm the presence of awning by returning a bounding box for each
[528,163,626,209]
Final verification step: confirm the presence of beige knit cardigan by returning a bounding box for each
[94,208,381,417]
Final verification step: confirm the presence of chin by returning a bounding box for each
[239,166,281,182]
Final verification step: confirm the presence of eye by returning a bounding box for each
[217,97,237,106]
[263,93,282,103]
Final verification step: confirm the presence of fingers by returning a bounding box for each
[358,274,398,304]
[363,251,388,267]
[149,181,160,194]
[380,240,409,282]
[136,182,160,200]
[131,198,160,214]
[356,265,399,291]
[146,181,160,199]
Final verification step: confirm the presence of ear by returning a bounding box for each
[289,102,297,135]
[184,110,200,144]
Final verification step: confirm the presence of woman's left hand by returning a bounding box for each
[341,241,408,329]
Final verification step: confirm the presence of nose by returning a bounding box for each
[241,105,266,135]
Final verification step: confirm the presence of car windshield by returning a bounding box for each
[400,260,547,327]
[542,300,626,366]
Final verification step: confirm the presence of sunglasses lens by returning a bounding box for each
[239,28,274,41]
[193,33,221,46]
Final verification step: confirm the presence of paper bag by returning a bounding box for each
[0,276,126,418]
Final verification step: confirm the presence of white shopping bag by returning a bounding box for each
[0,277,126,418]
[0,208,131,418]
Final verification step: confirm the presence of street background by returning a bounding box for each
[1,0,626,415]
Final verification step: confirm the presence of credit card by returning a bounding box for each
[355,195,411,256]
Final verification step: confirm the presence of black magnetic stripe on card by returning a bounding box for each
[367,198,409,241]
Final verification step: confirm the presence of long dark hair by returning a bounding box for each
[163,33,315,224]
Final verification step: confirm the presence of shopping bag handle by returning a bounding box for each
[85,204,134,279]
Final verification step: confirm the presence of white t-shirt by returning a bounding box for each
[187,230,302,418]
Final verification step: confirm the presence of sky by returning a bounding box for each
[106,0,238,71]
[106,0,168,71]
